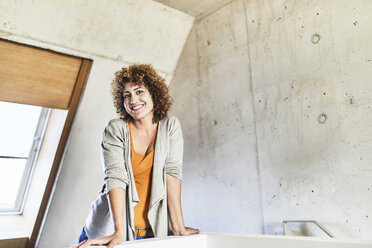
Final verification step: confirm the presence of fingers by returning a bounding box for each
[73,239,87,248]
[106,238,122,248]
[79,237,110,248]
[76,233,123,248]
[106,242,120,248]
[185,227,200,235]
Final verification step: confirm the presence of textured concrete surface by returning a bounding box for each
[246,0,372,238]
[0,0,193,74]
[153,0,233,18]
[170,0,372,240]
[170,0,263,234]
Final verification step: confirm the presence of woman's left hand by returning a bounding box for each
[176,226,200,236]
[166,174,200,237]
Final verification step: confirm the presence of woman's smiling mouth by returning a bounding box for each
[131,104,144,114]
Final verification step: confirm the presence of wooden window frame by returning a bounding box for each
[28,59,92,248]
[0,39,92,248]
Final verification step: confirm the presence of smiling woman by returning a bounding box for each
[75,64,199,248]
[111,64,172,123]
[123,84,154,121]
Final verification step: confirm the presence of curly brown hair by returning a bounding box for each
[111,64,172,123]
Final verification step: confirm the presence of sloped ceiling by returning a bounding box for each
[153,0,233,18]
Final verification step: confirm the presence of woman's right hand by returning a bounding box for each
[73,232,123,248]
[74,188,126,247]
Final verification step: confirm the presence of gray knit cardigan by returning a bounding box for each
[83,116,183,241]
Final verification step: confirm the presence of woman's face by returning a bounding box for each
[123,82,154,120]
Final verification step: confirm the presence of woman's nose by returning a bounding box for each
[129,95,138,104]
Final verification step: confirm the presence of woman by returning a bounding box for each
[74,64,199,248]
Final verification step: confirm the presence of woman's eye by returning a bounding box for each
[136,90,144,95]
[123,95,130,99]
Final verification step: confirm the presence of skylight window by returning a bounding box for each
[0,101,49,214]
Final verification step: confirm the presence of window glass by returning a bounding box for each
[0,101,46,213]
[0,158,27,206]
[0,102,41,157]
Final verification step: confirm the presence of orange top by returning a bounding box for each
[129,122,154,229]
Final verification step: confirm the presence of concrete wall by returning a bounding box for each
[0,0,193,247]
[246,0,372,239]
[170,0,263,234]
[170,0,372,240]
[1,0,372,244]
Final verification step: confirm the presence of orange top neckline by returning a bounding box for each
[128,121,155,157]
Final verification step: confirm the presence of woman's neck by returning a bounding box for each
[130,115,157,135]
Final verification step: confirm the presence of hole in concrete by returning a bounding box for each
[311,33,321,44]
[206,40,211,46]
[318,113,327,124]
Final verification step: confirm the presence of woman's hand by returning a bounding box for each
[74,188,126,247]
[166,174,200,237]
[173,226,200,236]
[74,188,125,248]
[73,232,123,248]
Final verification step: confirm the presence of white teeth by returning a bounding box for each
[132,105,143,111]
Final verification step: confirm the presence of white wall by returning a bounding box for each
[0,0,193,247]
[170,0,372,240]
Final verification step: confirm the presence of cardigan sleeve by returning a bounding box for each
[165,116,183,181]
[101,119,129,193]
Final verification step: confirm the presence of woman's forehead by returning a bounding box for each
[123,82,147,92]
